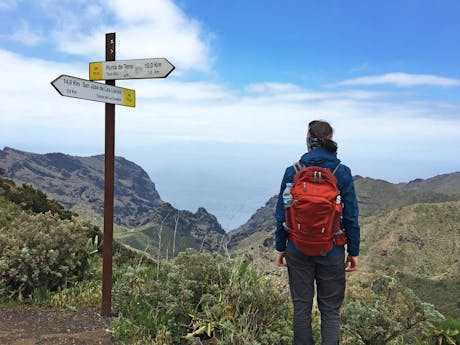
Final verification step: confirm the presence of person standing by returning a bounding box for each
[275,120,360,345]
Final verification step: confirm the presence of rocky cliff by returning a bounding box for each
[0,147,227,254]
[0,147,162,226]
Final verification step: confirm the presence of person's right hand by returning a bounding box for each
[345,255,358,272]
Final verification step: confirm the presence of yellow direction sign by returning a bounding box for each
[89,58,175,81]
[51,75,135,107]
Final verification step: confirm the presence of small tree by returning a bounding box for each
[341,274,445,345]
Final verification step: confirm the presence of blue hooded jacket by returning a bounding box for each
[275,147,360,257]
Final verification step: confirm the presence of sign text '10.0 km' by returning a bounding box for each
[89,58,175,81]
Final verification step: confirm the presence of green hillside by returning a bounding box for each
[354,175,460,217]
[230,199,460,319]
[360,201,460,318]
[400,172,460,195]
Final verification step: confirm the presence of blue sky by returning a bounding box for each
[0,0,459,229]
[179,0,460,89]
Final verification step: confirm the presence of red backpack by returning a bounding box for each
[285,162,346,256]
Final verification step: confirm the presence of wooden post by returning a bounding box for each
[101,32,116,317]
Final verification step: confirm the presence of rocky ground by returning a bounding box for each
[0,308,113,345]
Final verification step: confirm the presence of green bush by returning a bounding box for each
[341,274,446,345]
[112,249,293,344]
[0,194,22,228]
[0,179,75,220]
[0,212,95,299]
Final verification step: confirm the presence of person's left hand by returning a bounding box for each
[277,252,287,267]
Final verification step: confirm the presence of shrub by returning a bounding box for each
[0,179,75,220]
[341,274,446,345]
[50,280,102,309]
[0,194,22,228]
[112,249,293,344]
[0,212,94,299]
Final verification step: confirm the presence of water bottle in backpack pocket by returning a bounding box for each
[282,183,293,231]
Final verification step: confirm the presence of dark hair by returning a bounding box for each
[307,120,338,153]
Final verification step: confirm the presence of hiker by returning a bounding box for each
[275,120,360,345]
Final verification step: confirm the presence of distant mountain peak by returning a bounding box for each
[0,147,162,226]
[407,178,424,184]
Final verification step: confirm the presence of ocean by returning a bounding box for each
[120,141,298,231]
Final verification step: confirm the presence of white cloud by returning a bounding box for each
[330,72,460,87]
[245,82,387,101]
[9,21,43,46]
[0,49,459,185]
[1,48,459,144]
[44,0,214,74]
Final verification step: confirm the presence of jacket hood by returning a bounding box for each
[299,147,341,170]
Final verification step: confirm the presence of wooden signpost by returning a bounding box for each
[51,32,175,316]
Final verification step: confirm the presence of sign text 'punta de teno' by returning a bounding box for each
[89,58,175,81]
[51,75,136,107]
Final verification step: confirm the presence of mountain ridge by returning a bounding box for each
[0,146,162,226]
[228,171,460,248]
[0,146,227,256]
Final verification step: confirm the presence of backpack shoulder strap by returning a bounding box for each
[293,161,305,174]
[332,163,341,175]
[293,161,340,175]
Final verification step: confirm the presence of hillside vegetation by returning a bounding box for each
[1,151,460,343]
[0,179,293,343]
[360,201,460,318]
[1,175,458,344]
[116,202,227,259]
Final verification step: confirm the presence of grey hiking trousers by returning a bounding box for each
[285,249,345,345]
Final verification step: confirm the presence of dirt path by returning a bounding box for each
[0,308,113,345]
